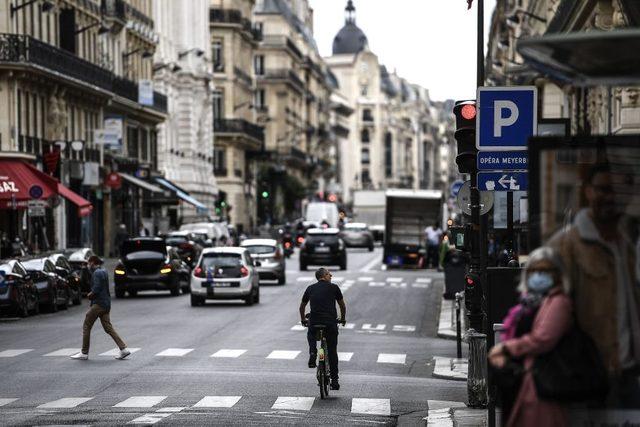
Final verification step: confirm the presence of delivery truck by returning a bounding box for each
[352,190,386,241]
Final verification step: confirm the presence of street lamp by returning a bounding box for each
[75,21,111,35]
[123,48,153,59]
[153,63,182,73]
[178,48,205,60]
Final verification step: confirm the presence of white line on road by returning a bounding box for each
[389,282,407,288]
[343,323,355,329]
[359,256,381,272]
[272,397,315,411]
[351,398,391,416]
[377,353,406,364]
[393,325,416,332]
[357,277,373,282]
[193,396,242,408]
[296,277,313,282]
[368,282,386,287]
[362,324,386,331]
[266,350,300,360]
[412,283,430,289]
[0,349,33,357]
[155,348,194,357]
[0,398,18,407]
[338,352,354,361]
[114,396,168,408]
[416,278,433,283]
[43,348,80,357]
[38,397,93,409]
[290,325,306,331]
[99,348,141,357]
[128,413,171,425]
[386,277,402,283]
[210,349,247,358]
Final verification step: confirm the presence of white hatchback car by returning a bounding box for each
[190,247,260,307]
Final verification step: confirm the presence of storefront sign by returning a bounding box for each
[83,162,100,186]
[0,178,19,193]
[138,79,154,106]
[103,117,123,151]
[105,172,122,189]
[29,185,43,199]
[27,200,48,217]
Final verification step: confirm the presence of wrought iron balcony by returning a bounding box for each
[214,119,264,143]
[260,69,304,91]
[210,8,262,41]
[0,34,167,113]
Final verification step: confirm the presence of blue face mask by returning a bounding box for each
[527,272,555,294]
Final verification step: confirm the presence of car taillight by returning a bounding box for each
[284,242,292,249]
[297,236,304,244]
[194,267,205,278]
[240,266,249,277]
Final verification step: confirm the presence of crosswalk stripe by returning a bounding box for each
[412,283,430,289]
[416,277,433,283]
[393,325,416,332]
[351,398,391,416]
[369,282,386,287]
[43,348,80,357]
[0,398,18,407]
[386,277,402,283]
[99,348,141,357]
[291,324,306,331]
[296,277,313,282]
[155,348,193,357]
[343,323,355,329]
[193,396,242,408]
[362,323,386,331]
[377,353,406,364]
[266,350,300,360]
[357,277,373,282]
[210,349,247,358]
[114,396,168,408]
[128,413,171,425]
[389,282,407,288]
[38,397,93,409]
[0,349,33,357]
[272,396,315,411]
[338,352,354,361]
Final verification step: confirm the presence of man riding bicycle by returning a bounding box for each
[299,267,347,390]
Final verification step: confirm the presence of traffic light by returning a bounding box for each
[261,191,269,199]
[453,100,477,174]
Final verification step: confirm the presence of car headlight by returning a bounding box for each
[160,267,172,274]
[115,269,126,276]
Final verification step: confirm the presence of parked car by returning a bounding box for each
[241,238,286,285]
[22,257,70,312]
[190,247,260,307]
[0,260,39,317]
[114,238,186,297]
[164,231,202,267]
[340,222,374,251]
[64,248,95,295]
[299,228,347,271]
[48,253,82,305]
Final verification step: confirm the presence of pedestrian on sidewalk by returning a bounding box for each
[489,247,573,427]
[71,256,131,361]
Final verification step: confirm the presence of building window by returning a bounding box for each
[361,128,370,143]
[212,40,224,72]
[213,90,224,120]
[361,170,371,186]
[360,85,368,97]
[127,126,138,160]
[255,89,266,110]
[361,148,370,164]
[254,54,264,76]
[214,147,227,175]
[384,132,393,178]
[362,108,373,122]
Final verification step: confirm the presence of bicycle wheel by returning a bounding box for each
[318,361,327,399]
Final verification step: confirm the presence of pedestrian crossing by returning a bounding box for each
[293,275,437,291]
[289,322,416,333]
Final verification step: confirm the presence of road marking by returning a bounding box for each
[272,397,315,411]
[357,276,373,282]
[267,350,300,360]
[343,323,355,329]
[38,397,93,409]
[128,413,172,425]
[377,353,406,364]
[338,352,354,361]
[193,396,242,408]
[291,325,306,331]
[211,349,247,358]
[412,283,430,289]
[360,256,381,272]
[416,277,433,283]
[368,282,386,287]
[386,277,402,283]
[296,277,313,282]
[99,348,141,357]
[362,323,386,331]
[114,396,168,408]
[43,348,80,357]
[155,348,194,357]
[0,349,33,357]
[389,282,407,288]
[156,407,185,412]
[393,325,416,332]
[0,398,18,407]
[344,279,355,284]
[333,276,345,282]
[351,398,391,416]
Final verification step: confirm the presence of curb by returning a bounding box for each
[437,298,460,340]
[432,356,468,381]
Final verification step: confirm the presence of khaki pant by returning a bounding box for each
[82,304,126,354]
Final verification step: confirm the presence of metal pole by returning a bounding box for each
[456,292,462,359]
[507,191,514,251]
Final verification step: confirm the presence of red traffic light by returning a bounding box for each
[466,277,475,285]
[461,104,476,120]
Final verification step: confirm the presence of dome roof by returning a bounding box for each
[332,23,368,55]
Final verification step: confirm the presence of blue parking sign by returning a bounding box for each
[477,87,537,151]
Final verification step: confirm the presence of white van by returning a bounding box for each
[305,202,339,228]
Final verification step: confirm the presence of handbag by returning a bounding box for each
[532,325,608,403]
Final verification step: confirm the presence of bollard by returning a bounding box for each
[467,329,488,408]
[455,291,463,359]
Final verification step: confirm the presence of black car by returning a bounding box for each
[22,258,71,312]
[48,253,82,305]
[0,260,39,317]
[114,238,187,297]
[64,248,95,295]
[299,228,347,271]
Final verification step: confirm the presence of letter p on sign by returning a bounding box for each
[494,101,519,137]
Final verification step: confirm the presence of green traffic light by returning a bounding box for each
[221,201,227,207]
[261,191,269,199]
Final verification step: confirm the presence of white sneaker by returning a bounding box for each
[115,348,131,360]
[70,352,88,360]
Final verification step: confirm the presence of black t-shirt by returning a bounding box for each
[302,281,343,323]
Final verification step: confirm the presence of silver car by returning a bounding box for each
[340,222,374,251]
[189,247,260,306]
[241,239,286,285]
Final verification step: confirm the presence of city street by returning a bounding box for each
[0,247,464,426]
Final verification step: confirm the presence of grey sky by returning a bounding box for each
[309,0,497,102]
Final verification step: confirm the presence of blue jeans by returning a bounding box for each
[307,323,339,381]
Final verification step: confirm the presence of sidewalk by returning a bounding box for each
[424,401,488,426]
[435,298,468,381]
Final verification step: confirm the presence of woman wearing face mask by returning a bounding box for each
[489,246,573,427]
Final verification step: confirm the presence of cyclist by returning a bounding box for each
[299,267,347,390]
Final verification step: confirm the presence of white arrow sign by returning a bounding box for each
[498,174,520,190]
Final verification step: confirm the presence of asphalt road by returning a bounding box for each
[0,246,465,426]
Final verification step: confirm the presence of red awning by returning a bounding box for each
[0,160,58,209]
[57,183,93,217]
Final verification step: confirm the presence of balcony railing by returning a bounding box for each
[125,3,154,28]
[210,8,262,41]
[261,69,304,90]
[261,35,303,60]
[214,119,264,143]
[101,0,126,22]
[0,34,167,114]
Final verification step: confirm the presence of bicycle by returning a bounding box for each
[304,316,342,399]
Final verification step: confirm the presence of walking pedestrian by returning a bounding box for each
[424,222,442,268]
[489,246,573,427]
[70,255,131,360]
[114,224,128,257]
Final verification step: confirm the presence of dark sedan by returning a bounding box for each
[0,260,39,317]
[22,258,70,312]
[114,238,186,297]
[299,228,347,271]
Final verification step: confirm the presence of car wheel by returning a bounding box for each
[31,293,40,315]
[115,287,126,298]
[190,294,204,307]
[299,262,307,271]
[72,287,81,305]
[60,289,70,310]
[339,260,347,270]
[48,286,59,313]
[245,288,255,306]
[16,290,29,318]
[253,287,260,304]
[278,274,286,285]
[368,245,374,252]
[128,289,138,297]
